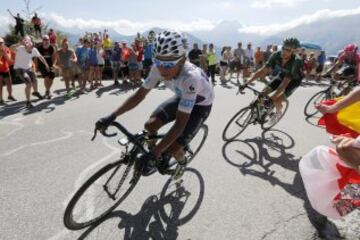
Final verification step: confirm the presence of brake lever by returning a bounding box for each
[237,85,246,95]
[91,125,117,141]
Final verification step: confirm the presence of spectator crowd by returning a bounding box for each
[0,11,334,110]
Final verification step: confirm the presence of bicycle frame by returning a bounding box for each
[240,85,271,124]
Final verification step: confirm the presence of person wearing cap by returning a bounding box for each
[37,35,56,99]
[0,37,16,105]
[12,36,50,108]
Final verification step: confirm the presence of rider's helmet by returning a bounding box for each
[154,30,188,58]
[282,37,301,49]
[344,43,358,53]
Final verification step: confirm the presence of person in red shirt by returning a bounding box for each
[31,13,42,38]
[48,29,58,49]
[0,37,16,105]
[121,41,130,83]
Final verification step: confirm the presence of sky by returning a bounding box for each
[2,0,360,35]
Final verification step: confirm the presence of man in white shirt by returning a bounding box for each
[243,43,254,77]
[13,37,49,108]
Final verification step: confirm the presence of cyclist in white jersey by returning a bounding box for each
[96,30,214,179]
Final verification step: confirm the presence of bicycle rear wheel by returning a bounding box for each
[222,107,253,141]
[64,159,139,230]
[185,124,208,164]
[261,99,289,131]
[304,90,326,117]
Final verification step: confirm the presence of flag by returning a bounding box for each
[318,98,360,137]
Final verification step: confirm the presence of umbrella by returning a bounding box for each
[301,42,322,50]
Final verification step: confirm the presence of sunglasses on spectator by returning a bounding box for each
[154,57,183,69]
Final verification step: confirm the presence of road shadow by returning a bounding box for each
[95,83,121,98]
[77,168,205,240]
[221,129,343,240]
[0,95,68,119]
[109,82,141,96]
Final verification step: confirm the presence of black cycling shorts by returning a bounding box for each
[336,65,355,77]
[266,77,302,98]
[150,97,212,147]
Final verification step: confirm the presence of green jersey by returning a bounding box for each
[265,51,304,82]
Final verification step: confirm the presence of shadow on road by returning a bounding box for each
[77,168,205,240]
[221,129,343,240]
[0,95,67,119]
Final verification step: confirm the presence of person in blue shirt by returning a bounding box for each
[316,50,326,81]
[142,39,154,78]
[75,39,91,92]
[111,42,122,85]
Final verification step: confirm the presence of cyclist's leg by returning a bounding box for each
[260,77,279,106]
[167,104,212,162]
[144,96,179,138]
[274,78,301,111]
[167,105,211,179]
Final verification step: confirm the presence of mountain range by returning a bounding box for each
[4,13,360,55]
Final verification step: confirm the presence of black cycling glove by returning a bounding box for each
[96,113,117,131]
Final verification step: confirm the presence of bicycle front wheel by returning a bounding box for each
[222,107,253,141]
[64,160,139,230]
[304,91,326,117]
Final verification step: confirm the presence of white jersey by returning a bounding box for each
[142,61,214,113]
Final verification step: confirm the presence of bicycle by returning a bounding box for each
[222,84,288,141]
[304,76,358,117]
[63,121,208,230]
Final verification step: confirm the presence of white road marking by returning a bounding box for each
[0,121,24,140]
[48,134,122,240]
[35,116,45,125]
[0,129,73,158]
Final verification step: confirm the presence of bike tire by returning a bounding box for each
[261,99,289,131]
[185,124,208,164]
[222,107,253,141]
[304,91,326,117]
[63,160,139,230]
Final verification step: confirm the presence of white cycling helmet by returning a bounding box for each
[154,31,188,58]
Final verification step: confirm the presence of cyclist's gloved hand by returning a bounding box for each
[96,113,117,131]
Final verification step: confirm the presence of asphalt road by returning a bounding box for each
[1,77,359,240]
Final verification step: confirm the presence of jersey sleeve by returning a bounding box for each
[265,52,277,69]
[177,78,199,114]
[142,65,160,89]
[289,58,304,80]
